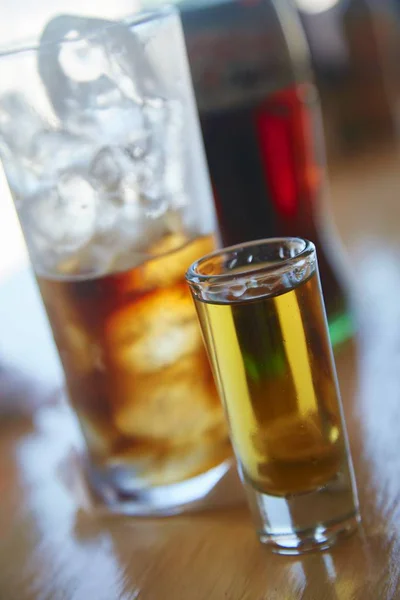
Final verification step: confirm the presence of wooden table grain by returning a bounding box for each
[2,148,400,599]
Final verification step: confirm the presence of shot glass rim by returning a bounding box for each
[186,237,315,288]
[0,4,177,58]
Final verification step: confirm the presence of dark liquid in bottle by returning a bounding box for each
[200,83,352,345]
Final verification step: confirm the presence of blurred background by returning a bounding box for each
[2,0,400,399]
[300,0,400,162]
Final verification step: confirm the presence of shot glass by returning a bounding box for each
[186,237,360,554]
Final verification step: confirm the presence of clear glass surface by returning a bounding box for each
[187,237,359,553]
[0,7,232,515]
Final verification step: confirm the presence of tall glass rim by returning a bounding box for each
[0,4,177,58]
[186,237,316,301]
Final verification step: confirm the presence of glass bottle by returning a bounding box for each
[181,0,353,346]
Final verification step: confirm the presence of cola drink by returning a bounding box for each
[0,8,231,514]
[38,233,230,487]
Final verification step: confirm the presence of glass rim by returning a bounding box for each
[0,5,177,58]
[186,237,316,286]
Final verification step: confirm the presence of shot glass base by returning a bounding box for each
[246,475,360,555]
[86,459,233,516]
[259,512,359,555]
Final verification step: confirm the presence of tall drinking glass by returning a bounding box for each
[0,7,231,515]
[186,238,359,554]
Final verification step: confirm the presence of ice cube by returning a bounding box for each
[124,136,148,161]
[106,286,202,374]
[59,33,109,84]
[108,234,214,294]
[87,100,148,147]
[38,15,164,126]
[39,15,150,147]
[96,197,121,236]
[38,16,111,123]
[100,18,166,101]
[114,353,224,442]
[113,97,186,219]
[89,145,147,204]
[58,239,116,277]
[87,243,117,275]
[141,194,168,219]
[0,92,96,201]
[134,436,228,486]
[161,100,187,205]
[141,235,215,290]
[90,142,168,217]
[30,129,92,177]
[0,93,44,157]
[119,171,140,207]
[109,213,168,273]
[21,173,98,256]
[89,146,123,192]
[27,13,190,273]
[57,172,98,214]
[1,157,38,202]
[0,94,47,199]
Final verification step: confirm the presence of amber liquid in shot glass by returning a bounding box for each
[187,238,359,554]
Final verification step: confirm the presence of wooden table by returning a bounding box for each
[2,148,400,599]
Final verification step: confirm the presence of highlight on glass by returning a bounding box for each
[186,237,359,554]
